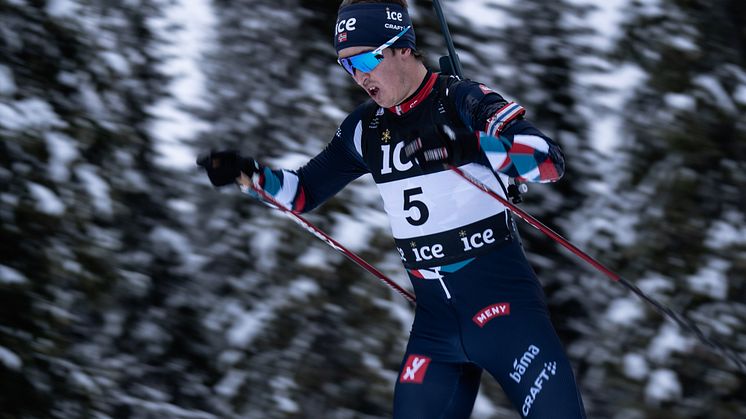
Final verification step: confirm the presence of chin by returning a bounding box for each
[373,97,394,108]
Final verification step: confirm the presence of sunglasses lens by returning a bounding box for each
[338,52,383,76]
[339,58,356,76]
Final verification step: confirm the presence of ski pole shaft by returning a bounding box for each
[238,176,416,304]
[450,165,620,281]
[432,0,464,78]
[449,165,746,373]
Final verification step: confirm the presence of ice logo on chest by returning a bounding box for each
[509,344,540,383]
[380,141,413,174]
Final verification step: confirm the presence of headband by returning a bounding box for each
[334,3,417,53]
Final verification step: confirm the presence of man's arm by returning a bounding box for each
[452,79,565,183]
[200,109,370,213]
[242,113,370,213]
[292,125,369,212]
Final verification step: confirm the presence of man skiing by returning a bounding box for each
[198,0,586,417]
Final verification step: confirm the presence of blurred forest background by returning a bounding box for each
[1,0,745,418]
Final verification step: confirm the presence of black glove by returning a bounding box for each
[196,150,259,187]
[404,124,480,171]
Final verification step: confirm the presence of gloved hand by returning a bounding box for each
[196,150,259,187]
[403,124,480,171]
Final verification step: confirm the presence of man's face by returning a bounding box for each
[337,47,408,108]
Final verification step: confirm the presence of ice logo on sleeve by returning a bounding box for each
[399,355,431,384]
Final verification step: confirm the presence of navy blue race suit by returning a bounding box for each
[244,72,586,418]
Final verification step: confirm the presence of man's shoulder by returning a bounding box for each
[441,75,503,100]
[336,99,380,138]
[340,99,378,124]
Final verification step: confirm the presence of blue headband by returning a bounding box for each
[334,3,416,53]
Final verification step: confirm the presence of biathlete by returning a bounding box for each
[199,1,586,417]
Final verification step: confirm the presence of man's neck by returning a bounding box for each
[401,64,429,103]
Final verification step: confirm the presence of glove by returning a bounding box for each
[196,150,259,187]
[403,124,480,171]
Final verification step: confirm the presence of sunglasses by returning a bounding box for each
[337,26,411,76]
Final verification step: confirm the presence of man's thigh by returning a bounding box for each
[393,354,482,419]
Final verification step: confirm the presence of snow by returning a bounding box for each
[286,278,320,299]
[167,199,197,214]
[297,247,330,268]
[705,213,746,249]
[472,391,499,418]
[647,323,692,363]
[226,278,321,348]
[227,306,270,349]
[214,369,247,398]
[269,153,315,172]
[79,83,106,119]
[270,376,299,413]
[637,275,675,296]
[450,0,509,29]
[0,264,28,285]
[734,84,746,105]
[664,92,696,111]
[45,131,78,181]
[687,258,729,300]
[605,297,645,325]
[694,74,738,114]
[0,346,22,370]
[623,353,649,380]
[71,370,97,392]
[115,394,217,419]
[28,183,66,216]
[0,98,66,131]
[150,226,193,258]
[101,51,131,76]
[75,165,113,215]
[150,0,216,169]
[250,222,281,271]
[0,65,16,95]
[45,0,80,19]
[583,64,646,154]
[668,34,698,53]
[331,213,374,252]
[645,369,682,404]
[567,0,647,158]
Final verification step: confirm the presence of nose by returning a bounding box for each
[353,70,370,86]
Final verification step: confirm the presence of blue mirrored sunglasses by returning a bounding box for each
[337,26,411,76]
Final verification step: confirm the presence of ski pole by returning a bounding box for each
[432,0,464,78]
[236,175,416,304]
[449,164,746,373]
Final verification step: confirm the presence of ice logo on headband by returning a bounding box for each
[386,8,403,22]
[336,18,357,35]
[336,17,356,43]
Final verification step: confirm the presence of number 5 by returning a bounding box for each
[403,187,429,226]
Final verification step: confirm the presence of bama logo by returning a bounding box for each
[399,355,431,384]
[472,302,510,327]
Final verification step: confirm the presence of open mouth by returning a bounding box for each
[368,86,379,98]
